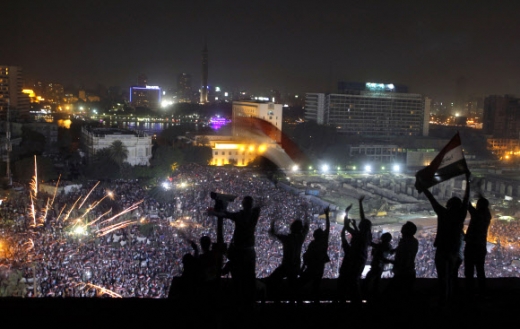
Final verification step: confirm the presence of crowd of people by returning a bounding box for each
[0,163,518,299]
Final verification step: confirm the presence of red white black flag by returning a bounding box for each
[415,132,469,190]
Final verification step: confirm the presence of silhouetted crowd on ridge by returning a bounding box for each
[0,164,516,301]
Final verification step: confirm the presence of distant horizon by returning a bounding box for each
[5,1,520,101]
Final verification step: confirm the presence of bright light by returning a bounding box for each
[162,182,170,190]
[322,164,329,172]
[337,166,341,170]
[309,166,313,170]
[364,165,372,173]
[292,165,299,172]
[381,166,385,170]
[161,100,173,108]
[74,226,86,235]
[393,164,400,172]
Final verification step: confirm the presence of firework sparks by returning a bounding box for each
[78,181,100,210]
[75,282,122,298]
[95,220,137,237]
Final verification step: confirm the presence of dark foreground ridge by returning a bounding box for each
[2,278,519,328]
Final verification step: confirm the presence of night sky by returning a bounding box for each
[4,0,520,100]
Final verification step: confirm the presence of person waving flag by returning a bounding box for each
[415,132,470,190]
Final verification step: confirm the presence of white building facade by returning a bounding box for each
[81,127,152,166]
[305,88,431,138]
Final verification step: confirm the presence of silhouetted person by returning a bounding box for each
[197,235,219,304]
[386,221,419,301]
[364,232,392,301]
[298,206,331,304]
[337,204,353,303]
[464,193,491,297]
[208,195,261,305]
[416,172,470,306]
[344,196,372,304]
[169,241,200,302]
[266,215,310,303]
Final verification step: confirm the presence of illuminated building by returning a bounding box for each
[486,138,520,160]
[81,126,152,166]
[209,141,267,166]
[44,83,64,104]
[177,73,192,103]
[305,82,431,137]
[200,101,288,167]
[129,85,162,109]
[0,66,30,118]
[200,41,209,104]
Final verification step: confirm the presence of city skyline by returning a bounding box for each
[4,1,520,101]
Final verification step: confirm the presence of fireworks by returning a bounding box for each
[75,282,122,298]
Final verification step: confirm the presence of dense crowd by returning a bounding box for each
[0,163,518,298]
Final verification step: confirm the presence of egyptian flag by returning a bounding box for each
[415,132,469,190]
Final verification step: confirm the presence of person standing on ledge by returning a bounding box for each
[208,195,261,305]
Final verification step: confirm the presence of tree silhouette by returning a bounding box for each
[108,140,128,167]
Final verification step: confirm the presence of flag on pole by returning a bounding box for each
[415,132,469,190]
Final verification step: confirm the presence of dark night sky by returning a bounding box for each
[3,0,520,100]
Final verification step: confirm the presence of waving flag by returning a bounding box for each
[415,132,469,190]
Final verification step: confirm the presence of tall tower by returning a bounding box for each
[200,40,209,104]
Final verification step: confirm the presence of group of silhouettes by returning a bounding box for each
[173,170,491,308]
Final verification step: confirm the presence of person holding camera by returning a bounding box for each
[208,195,261,306]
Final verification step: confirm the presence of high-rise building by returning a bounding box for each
[200,41,209,104]
[44,83,64,104]
[129,85,162,109]
[0,66,30,119]
[177,73,192,103]
[130,74,161,109]
[483,95,520,138]
[305,82,430,138]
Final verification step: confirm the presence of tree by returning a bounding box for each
[108,140,128,167]
[84,149,120,180]
[150,145,184,178]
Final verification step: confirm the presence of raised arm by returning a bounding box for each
[324,206,330,238]
[358,195,366,221]
[421,187,444,214]
[190,240,199,258]
[462,172,471,209]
